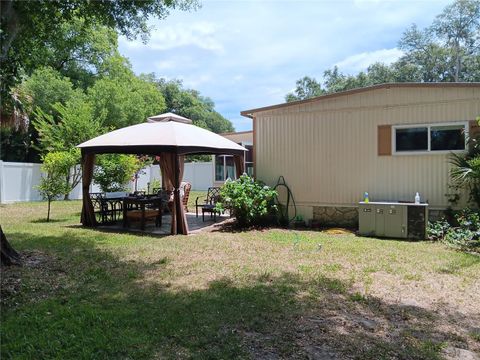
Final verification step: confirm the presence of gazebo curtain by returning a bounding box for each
[80,153,97,226]
[159,153,188,235]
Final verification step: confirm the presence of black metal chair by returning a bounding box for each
[195,187,222,221]
[90,192,126,224]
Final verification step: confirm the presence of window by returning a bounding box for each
[214,141,254,181]
[394,122,467,154]
[395,127,428,152]
[245,144,253,176]
[431,124,465,151]
[215,155,224,181]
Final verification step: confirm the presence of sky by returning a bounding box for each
[119,0,452,131]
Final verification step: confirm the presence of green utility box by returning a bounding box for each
[358,202,428,240]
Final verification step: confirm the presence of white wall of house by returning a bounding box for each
[0,160,214,204]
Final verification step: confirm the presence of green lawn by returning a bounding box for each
[1,201,479,359]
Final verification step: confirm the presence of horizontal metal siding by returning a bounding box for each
[255,87,480,209]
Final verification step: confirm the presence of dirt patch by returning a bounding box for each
[1,250,66,308]
[237,288,480,359]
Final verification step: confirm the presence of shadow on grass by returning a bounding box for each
[64,224,171,239]
[1,231,477,359]
[30,218,67,224]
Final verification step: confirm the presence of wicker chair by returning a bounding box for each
[181,182,192,212]
[153,182,191,212]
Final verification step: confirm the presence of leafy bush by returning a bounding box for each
[428,208,480,252]
[449,118,480,207]
[216,175,277,227]
[93,154,140,192]
[427,219,450,241]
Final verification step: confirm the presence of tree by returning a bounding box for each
[19,67,79,117]
[1,67,81,162]
[37,152,76,221]
[398,24,456,82]
[449,117,480,207]
[93,154,141,193]
[88,56,167,129]
[1,226,21,266]
[432,0,480,82]
[285,76,325,102]
[286,0,480,98]
[156,79,234,133]
[0,0,199,100]
[37,18,119,90]
[33,98,105,198]
[399,0,480,82]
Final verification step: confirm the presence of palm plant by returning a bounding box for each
[450,121,480,207]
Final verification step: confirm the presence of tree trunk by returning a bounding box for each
[47,198,51,222]
[0,226,21,266]
[0,0,20,62]
[64,173,70,200]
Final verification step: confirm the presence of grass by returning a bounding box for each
[186,190,207,213]
[1,200,480,359]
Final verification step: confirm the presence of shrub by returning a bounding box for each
[449,117,480,207]
[427,218,450,241]
[93,154,140,192]
[428,208,480,252]
[216,174,277,227]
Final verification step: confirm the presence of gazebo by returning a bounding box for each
[77,113,247,235]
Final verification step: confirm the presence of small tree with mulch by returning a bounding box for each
[37,152,73,221]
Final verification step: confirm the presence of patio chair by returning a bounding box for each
[123,197,163,230]
[154,182,191,213]
[91,192,128,224]
[195,187,222,221]
[181,182,192,212]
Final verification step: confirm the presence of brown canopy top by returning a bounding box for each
[77,114,247,156]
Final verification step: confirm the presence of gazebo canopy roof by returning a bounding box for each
[77,113,247,156]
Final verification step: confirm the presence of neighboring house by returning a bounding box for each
[241,83,480,226]
[213,130,253,187]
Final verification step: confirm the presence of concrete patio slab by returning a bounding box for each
[97,212,231,236]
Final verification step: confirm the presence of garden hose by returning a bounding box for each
[273,176,297,227]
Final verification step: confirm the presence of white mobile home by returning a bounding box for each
[241,83,480,226]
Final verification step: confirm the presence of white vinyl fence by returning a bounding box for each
[0,161,214,204]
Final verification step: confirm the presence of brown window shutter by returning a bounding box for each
[378,125,392,156]
[469,119,480,141]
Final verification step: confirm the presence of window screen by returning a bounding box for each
[395,127,428,152]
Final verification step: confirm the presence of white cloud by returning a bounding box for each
[154,60,175,70]
[124,21,224,53]
[119,1,449,131]
[335,48,404,74]
[181,74,212,88]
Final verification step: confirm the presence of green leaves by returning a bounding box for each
[88,56,166,129]
[37,151,78,220]
[156,79,234,134]
[216,175,278,227]
[32,94,104,153]
[286,0,480,99]
[93,154,141,193]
